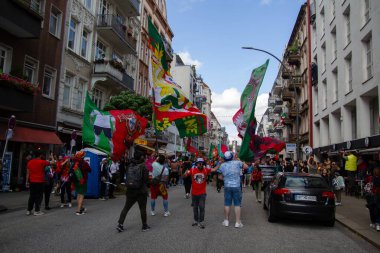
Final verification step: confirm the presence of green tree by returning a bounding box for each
[103,90,152,121]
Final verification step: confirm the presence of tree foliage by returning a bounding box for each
[103,90,152,121]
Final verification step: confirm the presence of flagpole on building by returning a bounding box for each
[242,46,300,160]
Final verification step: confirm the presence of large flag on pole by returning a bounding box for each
[237,60,285,161]
[83,93,148,160]
[148,18,207,138]
[233,60,269,138]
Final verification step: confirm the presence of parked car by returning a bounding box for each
[263,172,335,226]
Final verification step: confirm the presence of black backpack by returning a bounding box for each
[125,163,143,189]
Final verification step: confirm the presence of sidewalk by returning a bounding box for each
[335,194,380,249]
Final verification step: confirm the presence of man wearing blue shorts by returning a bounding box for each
[213,151,247,228]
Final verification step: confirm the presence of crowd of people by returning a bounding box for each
[22,147,380,232]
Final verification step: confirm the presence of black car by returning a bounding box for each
[263,172,335,226]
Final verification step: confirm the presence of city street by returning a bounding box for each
[0,185,378,253]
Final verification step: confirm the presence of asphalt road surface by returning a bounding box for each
[0,185,379,253]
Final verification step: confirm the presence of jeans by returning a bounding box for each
[224,187,242,206]
[109,174,117,197]
[44,182,53,207]
[253,181,262,201]
[118,191,147,226]
[100,181,107,198]
[60,181,72,203]
[28,183,44,212]
[184,177,192,194]
[192,194,206,222]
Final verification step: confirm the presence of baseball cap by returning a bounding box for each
[196,158,204,163]
[224,151,233,161]
[102,158,107,162]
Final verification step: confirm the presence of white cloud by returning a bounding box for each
[260,0,272,5]
[177,51,203,70]
[211,88,269,145]
[178,0,206,12]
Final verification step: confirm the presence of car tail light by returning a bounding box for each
[273,188,290,195]
[322,191,334,199]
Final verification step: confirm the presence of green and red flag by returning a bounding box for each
[83,93,148,160]
[237,60,285,161]
[208,143,218,159]
[217,143,228,157]
[148,18,207,138]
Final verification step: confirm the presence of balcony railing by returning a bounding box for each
[13,0,43,16]
[282,89,295,101]
[288,76,303,90]
[162,36,174,60]
[287,50,301,66]
[96,14,135,55]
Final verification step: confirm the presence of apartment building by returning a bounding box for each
[57,0,140,151]
[266,3,310,160]
[310,0,380,157]
[0,0,67,189]
[137,0,173,97]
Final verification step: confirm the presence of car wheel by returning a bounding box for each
[325,219,335,227]
[268,201,277,222]
[263,193,268,210]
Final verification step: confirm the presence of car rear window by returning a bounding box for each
[284,176,327,188]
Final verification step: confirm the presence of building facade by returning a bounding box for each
[0,0,67,189]
[57,0,140,153]
[267,3,310,160]
[310,0,380,158]
[136,0,173,97]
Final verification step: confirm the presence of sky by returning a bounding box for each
[166,0,305,144]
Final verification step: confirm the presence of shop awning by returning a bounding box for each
[135,144,168,154]
[0,125,62,145]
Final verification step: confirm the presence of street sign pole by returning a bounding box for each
[1,115,16,163]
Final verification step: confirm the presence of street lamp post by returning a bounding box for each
[242,47,300,160]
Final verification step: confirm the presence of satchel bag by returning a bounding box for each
[151,167,165,186]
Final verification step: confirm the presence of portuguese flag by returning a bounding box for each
[82,93,147,160]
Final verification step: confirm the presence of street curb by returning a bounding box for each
[335,214,380,250]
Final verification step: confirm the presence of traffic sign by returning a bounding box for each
[8,115,16,130]
[286,143,296,153]
[302,145,312,155]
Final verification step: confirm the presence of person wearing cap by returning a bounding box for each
[212,151,248,228]
[184,157,212,229]
[72,151,92,215]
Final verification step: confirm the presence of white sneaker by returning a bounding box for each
[222,220,229,227]
[370,223,376,229]
[235,222,244,228]
[376,224,380,231]
[60,204,65,208]
[164,211,171,217]
[68,203,72,208]
[150,211,156,216]
[34,211,44,216]
[26,211,32,216]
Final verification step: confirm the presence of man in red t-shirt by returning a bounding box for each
[184,157,211,229]
[25,152,51,216]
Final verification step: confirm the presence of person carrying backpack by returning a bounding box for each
[117,151,150,232]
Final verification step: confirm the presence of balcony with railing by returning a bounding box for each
[0,0,43,38]
[96,14,136,55]
[162,36,174,61]
[93,60,134,90]
[0,73,36,111]
[286,50,301,66]
[288,76,303,90]
[282,89,295,101]
[114,0,140,17]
